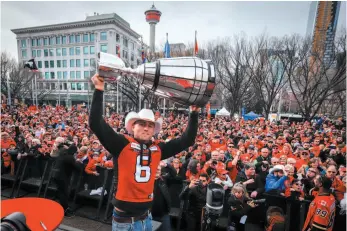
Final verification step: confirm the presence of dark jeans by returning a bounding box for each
[53,178,69,211]
[186,211,201,231]
[153,214,171,231]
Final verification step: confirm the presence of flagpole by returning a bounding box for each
[35,73,38,106]
[194,30,197,56]
[58,78,61,106]
[117,81,119,114]
[163,98,166,116]
[31,79,35,105]
[6,71,11,107]
[139,86,141,111]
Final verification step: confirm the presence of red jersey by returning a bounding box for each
[302,193,336,231]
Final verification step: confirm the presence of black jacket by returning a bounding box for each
[152,177,171,218]
[228,195,252,229]
[235,171,265,196]
[52,146,81,182]
[180,184,207,216]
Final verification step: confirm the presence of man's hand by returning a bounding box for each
[93,172,100,176]
[223,185,229,190]
[189,179,197,189]
[243,179,255,185]
[189,105,200,112]
[91,74,105,91]
[250,191,258,198]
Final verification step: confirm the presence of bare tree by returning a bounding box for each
[281,33,346,120]
[207,36,256,115]
[249,35,289,117]
[1,52,52,104]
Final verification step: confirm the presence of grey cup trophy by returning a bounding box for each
[97,52,216,107]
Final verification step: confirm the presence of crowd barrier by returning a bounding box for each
[1,158,314,231]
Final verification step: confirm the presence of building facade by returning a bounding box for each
[12,13,143,108]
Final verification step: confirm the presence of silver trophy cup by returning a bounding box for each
[98,52,216,107]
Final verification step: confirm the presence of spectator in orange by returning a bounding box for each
[85,152,101,176]
[295,149,310,170]
[326,165,346,201]
[186,159,201,181]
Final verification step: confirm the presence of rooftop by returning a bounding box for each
[11,13,140,38]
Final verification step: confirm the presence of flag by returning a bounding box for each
[206,102,211,120]
[24,59,39,72]
[194,30,199,56]
[116,45,120,58]
[164,33,171,58]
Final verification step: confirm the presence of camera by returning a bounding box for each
[206,183,225,215]
[252,199,266,204]
[57,141,73,149]
[0,212,31,231]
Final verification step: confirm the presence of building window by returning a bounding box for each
[50,72,55,79]
[123,38,128,48]
[83,46,88,55]
[75,47,80,55]
[56,36,61,45]
[31,39,36,47]
[37,50,41,57]
[76,71,81,79]
[44,61,49,68]
[84,83,89,91]
[90,34,95,42]
[44,49,48,57]
[49,49,54,56]
[38,61,42,68]
[71,83,76,90]
[49,37,55,45]
[76,59,81,67]
[122,50,128,59]
[69,35,75,43]
[37,38,41,46]
[83,34,88,43]
[50,83,55,90]
[20,39,26,48]
[77,83,82,90]
[32,50,36,58]
[100,44,107,53]
[90,46,95,54]
[131,53,134,61]
[84,59,89,67]
[56,48,61,56]
[63,60,67,68]
[57,71,62,79]
[90,58,96,67]
[63,71,68,79]
[44,38,48,46]
[50,60,54,68]
[116,34,120,42]
[69,47,74,56]
[70,71,75,79]
[21,50,27,58]
[62,48,67,56]
[84,71,90,79]
[70,59,75,67]
[45,72,49,79]
[57,60,61,68]
[62,36,67,44]
[76,35,81,43]
[100,32,107,41]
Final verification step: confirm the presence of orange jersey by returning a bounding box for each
[302,193,336,231]
[115,136,161,203]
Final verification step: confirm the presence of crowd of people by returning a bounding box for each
[1,101,346,231]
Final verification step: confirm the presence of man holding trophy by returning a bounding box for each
[89,53,215,231]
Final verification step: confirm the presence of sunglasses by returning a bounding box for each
[327,171,337,174]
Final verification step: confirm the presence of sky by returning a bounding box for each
[1,1,346,61]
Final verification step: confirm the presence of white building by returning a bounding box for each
[11,13,144,107]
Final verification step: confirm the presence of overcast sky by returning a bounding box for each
[1,1,346,61]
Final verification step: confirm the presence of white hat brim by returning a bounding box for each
[125,112,162,135]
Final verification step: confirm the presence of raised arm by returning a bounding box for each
[159,110,199,160]
[89,75,129,157]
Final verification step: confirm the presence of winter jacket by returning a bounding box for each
[265,173,287,193]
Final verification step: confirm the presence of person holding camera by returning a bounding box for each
[265,165,288,195]
[50,137,81,217]
[228,182,259,231]
[180,173,209,231]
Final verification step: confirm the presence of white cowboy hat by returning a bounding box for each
[269,165,286,174]
[125,109,162,135]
